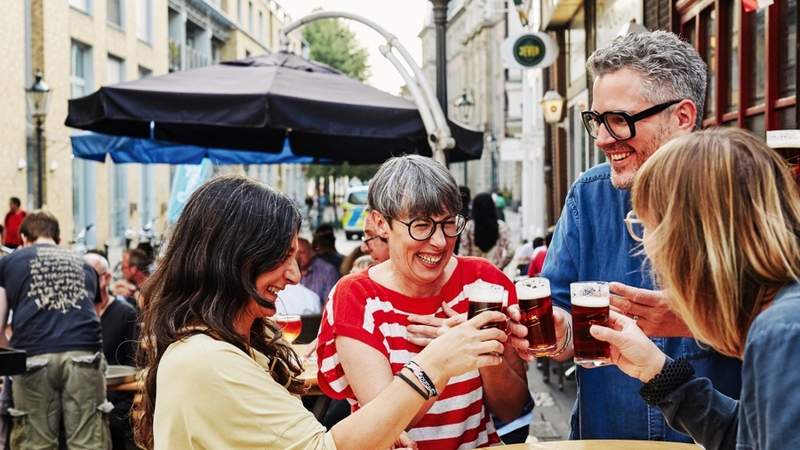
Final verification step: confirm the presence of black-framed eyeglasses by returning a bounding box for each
[361,234,387,245]
[624,210,644,243]
[581,99,682,141]
[391,214,468,241]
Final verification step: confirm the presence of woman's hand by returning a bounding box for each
[390,431,418,450]
[406,302,463,347]
[589,310,667,383]
[414,311,508,384]
[508,305,571,362]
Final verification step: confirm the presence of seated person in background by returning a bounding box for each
[591,128,800,450]
[510,236,543,277]
[360,213,390,264]
[135,175,510,450]
[85,252,139,450]
[296,237,338,304]
[112,248,153,310]
[318,155,530,450]
[527,231,552,277]
[312,224,345,270]
[339,246,365,277]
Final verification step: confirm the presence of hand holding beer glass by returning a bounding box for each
[571,282,611,367]
[466,280,508,331]
[515,277,557,356]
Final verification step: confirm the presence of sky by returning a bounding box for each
[280,0,430,95]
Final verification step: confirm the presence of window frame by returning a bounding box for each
[677,0,796,136]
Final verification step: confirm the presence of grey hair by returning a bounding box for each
[84,252,110,274]
[368,155,462,220]
[587,30,707,129]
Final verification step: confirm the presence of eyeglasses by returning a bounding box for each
[624,210,644,243]
[361,234,387,245]
[391,215,468,241]
[581,99,682,141]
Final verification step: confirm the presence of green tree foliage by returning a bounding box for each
[302,18,374,180]
[302,18,370,82]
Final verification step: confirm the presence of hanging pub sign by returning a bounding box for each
[502,32,559,70]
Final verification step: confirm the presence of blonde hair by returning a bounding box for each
[632,127,800,357]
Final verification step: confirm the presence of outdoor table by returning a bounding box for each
[495,441,701,449]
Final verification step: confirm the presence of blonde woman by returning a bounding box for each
[590,128,800,450]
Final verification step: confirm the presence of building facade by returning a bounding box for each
[420,0,525,212]
[1,0,300,260]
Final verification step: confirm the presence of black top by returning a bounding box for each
[0,244,102,356]
[100,297,139,366]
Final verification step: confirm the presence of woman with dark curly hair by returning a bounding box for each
[459,192,513,269]
[134,175,509,450]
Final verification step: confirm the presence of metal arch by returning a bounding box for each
[280,11,454,165]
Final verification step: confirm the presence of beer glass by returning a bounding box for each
[515,277,556,356]
[570,282,610,367]
[466,280,507,330]
[274,314,303,343]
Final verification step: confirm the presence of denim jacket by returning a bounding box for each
[541,163,742,441]
[658,282,800,450]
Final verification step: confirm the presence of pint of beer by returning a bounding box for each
[515,277,557,356]
[465,280,507,330]
[570,282,610,367]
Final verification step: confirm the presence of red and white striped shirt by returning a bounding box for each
[316,256,517,450]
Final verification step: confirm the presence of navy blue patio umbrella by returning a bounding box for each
[66,52,483,164]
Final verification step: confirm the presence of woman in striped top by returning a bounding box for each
[317,156,530,449]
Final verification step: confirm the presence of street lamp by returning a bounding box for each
[454,90,474,122]
[541,90,564,124]
[429,0,450,115]
[26,71,51,208]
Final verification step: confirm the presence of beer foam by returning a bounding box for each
[466,280,504,303]
[572,295,609,308]
[516,279,550,299]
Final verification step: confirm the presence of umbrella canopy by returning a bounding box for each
[66,52,483,163]
[71,131,333,165]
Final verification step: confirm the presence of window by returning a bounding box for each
[259,10,264,41]
[107,0,124,28]
[248,2,253,32]
[137,0,152,42]
[140,166,156,228]
[725,3,740,112]
[107,54,125,85]
[779,0,797,98]
[746,9,766,107]
[701,8,716,118]
[680,0,795,143]
[70,0,91,14]
[238,0,243,23]
[70,41,92,98]
[138,65,152,78]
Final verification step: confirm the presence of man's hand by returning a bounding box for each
[609,282,692,337]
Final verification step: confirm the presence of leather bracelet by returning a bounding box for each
[639,357,695,405]
[396,370,430,400]
[405,360,439,398]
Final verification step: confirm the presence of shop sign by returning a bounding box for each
[502,32,559,70]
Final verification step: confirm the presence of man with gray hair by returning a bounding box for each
[539,31,742,441]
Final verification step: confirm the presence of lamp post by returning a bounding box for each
[454,90,474,122]
[453,90,474,182]
[26,71,51,209]
[430,0,450,115]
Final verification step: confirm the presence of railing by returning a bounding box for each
[186,46,210,69]
[168,39,182,72]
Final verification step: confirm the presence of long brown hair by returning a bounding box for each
[134,175,305,449]
[632,127,800,357]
